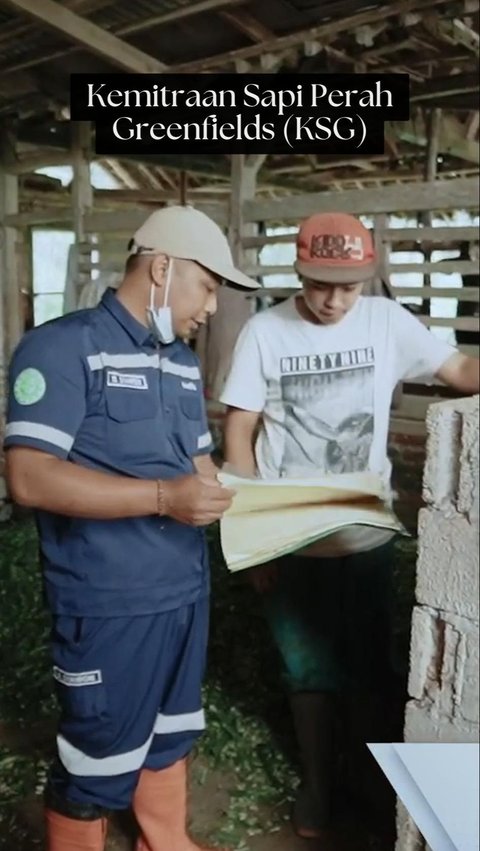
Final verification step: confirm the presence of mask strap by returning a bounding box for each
[163,259,173,307]
[149,258,173,312]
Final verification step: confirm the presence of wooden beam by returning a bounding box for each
[220,9,274,42]
[174,0,453,71]
[2,0,242,74]
[244,177,479,222]
[104,159,139,190]
[2,0,167,73]
[388,111,479,165]
[466,112,480,140]
[410,72,479,104]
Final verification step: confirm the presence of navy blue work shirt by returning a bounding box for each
[4,289,214,617]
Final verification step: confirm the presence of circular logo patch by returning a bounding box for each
[13,368,46,406]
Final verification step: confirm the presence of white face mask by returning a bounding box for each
[146,258,175,345]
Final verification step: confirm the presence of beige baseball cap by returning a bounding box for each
[129,205,260,291]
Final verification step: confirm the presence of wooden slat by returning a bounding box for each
[248,261,479,277]
[250,287,480,308]
[78,259,124,272]
[394,393,445,420]
[87,239,130,254]
[389,260,478,274]
[84,205,228,232]
[392,287,480,301]
[4,209,73,226]
[242,226,479,250]
[246,265,296,277]
[244,178,479,223]
[458,344,480,357]
[417,315,479,330]
[389,416,426,436]
[383,226,479,242]
[242,232,296,248]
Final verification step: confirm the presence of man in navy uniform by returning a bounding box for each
[5,206,259,851]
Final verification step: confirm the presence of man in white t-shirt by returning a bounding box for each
[220,212,479,839]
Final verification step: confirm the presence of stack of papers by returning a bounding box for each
[218,470,406,572]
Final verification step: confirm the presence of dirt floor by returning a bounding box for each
[11,769,393,851]
[1,707,397,851]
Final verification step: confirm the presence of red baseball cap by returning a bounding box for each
[294,212,376,284]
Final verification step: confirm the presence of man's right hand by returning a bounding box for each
[163,475,235,526]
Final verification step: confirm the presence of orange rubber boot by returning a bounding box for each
[133,758,230,851]
[45,808,107,850]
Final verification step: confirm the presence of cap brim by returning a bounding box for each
[294,259,376,284]
[203,260,261,291]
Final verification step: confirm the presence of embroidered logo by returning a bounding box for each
[106,371,148,390]
[53,667,102,687]
[13,368,46,405]
[310,234,364,262]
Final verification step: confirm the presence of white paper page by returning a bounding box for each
[368,743,479,851]
[396,744,479,851]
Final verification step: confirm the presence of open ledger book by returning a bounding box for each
[218,470,407,573]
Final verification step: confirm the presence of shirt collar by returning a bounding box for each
[100,288,154,347]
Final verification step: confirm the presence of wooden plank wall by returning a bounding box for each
[73,179,479,437]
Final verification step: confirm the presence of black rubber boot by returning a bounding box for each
[290,691,336,839]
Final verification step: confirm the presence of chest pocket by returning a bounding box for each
[105,382,162,465]
[176,393,202,457]
[106,388,158,422]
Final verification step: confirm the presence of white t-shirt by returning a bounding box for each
[220,295,455,557]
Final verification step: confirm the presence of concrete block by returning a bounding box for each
[404,700,479,743]
[408,606,439,701]
[417,508,479,620]
[408,607,479,724]
[423,399,462,510]
[458,399,479,522]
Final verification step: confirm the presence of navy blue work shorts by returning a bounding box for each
[48,597,209,810]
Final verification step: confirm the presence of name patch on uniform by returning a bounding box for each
[106,370,148,390]
[53,667,103,687]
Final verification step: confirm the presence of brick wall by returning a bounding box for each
[389,432,426,534]
[396,395,479,851]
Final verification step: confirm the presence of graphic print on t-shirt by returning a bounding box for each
[279,346,374,475]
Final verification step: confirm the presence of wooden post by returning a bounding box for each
[70,121,93,310]
[179,170,188,205]
[372,213,392,297]
[0,130,21,501]
[0,131,22,361]
[420,108,441,316]
[199,154,266,402]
